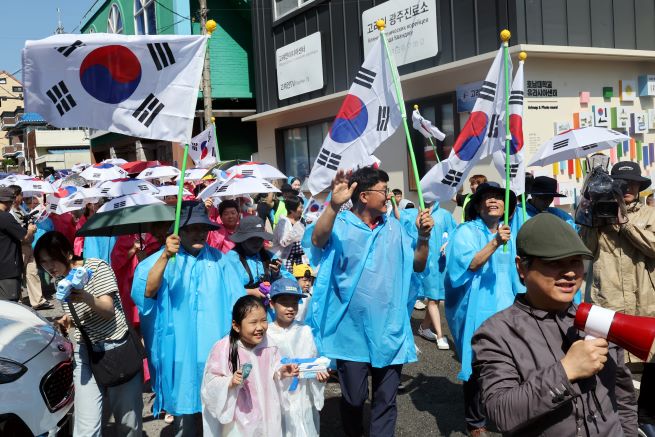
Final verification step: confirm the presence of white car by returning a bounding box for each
[0,301,74,436]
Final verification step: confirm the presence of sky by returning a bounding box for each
[1,1,91,80]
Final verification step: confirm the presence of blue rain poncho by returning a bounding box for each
[225,250,295,286]
[445,217,525,381]
[511,203,576,231]
[303,210,418,367]
[83,235,117,263]
[131,244,245,416]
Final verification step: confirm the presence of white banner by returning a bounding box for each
[276,32,324,100]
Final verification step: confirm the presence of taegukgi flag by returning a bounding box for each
[420,44,511,202]
[412,108,446,141]
[492,58,525,195]
[307,36,401,195]
[189,125,218,168]
[22,34,206,143]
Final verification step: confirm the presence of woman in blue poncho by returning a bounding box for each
[444,182,524,435]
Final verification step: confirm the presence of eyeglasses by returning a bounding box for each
[365,188,389,196]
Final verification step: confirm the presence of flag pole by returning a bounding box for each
[377,20,425,210]
[501,29,511,252]
[413,104,441,163]
[173,144,190,249]
[211,116,221,161]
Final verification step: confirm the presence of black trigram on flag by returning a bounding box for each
[132,94,165,127]
[478,81,497,102]
[147,42,176,71]
[553,138,569,151]
[316,149,342,171]
[487,114,500,138]
[509,90,523,106]
[241,169,255,176]
[509,163,520,178]
[581,143,598,151]
[377,106,390,131]
[441,169,463,187]
[113,201,127,209]
[46,81,77,116]
[354,67,376,89]
[55,40,85,57]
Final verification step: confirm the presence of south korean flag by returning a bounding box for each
[493,58,525,195]
[307,37,401,195]
[22,34,207,143]
[420,44,511,202]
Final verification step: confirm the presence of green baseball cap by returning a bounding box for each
[517,213,592,261]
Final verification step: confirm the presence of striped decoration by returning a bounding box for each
[567,160,574,175]
[610,147,618,164]
[575,159,582,179]
[650,143,654,166]
[643,145,649,167]
[637,140,643,162]
[552,162,559,176]
[624,140,630,155]
[630,138,636,160]
[559,161,567,173]
[617,143,623,159]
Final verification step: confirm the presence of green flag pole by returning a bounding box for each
[413,104,441,164]
[501,29,511,252]
[519,51,528,223]
[172,144,190,261]
[377,20,425,210]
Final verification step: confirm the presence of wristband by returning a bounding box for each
[418,235,430,241]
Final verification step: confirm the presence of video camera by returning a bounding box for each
[575,154,627,227]
[20,204,49,229]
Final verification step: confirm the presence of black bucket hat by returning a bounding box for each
[173,200,220,231]
[611,161,651,192]
[529,176,566,197]
[466,182,517,221]
[229,215,274,243]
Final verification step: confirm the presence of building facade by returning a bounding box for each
[246,0,655,213]
[0,71,25,167]
[79,0,258,165]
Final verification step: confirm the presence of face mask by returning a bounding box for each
[241,238,263,256]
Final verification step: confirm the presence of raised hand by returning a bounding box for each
[416,209,434,238]
[330,170,357,209]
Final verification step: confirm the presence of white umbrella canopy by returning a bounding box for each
[0,174,34,185]
[102,158,129,166]
[198,175,280,200]
[80,163,129,182]
[71,163,91,173]
[45,186,88,214]
[528,127,629,167]
[227,162,287,180]
[98,193,164,213]
[153,185,192,198]
[176,168,213,182]
[96,178,160,197]
[137,165,181,181]
[10,178,55,195]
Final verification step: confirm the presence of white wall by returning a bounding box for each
[35,129,90,147]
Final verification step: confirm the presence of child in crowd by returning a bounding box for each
[292,263,315,322]
[266,278,328,437]
[201,295,298,437]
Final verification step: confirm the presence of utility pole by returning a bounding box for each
[198,0,216,129]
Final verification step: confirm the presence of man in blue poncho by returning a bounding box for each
[444,182,525,436]
[306,167,433,437]
[511,176,575,230]
[131,201,245,436]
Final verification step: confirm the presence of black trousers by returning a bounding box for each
[336,360,402,437]
[639,363,655,425]
[463,377,486,430]
[0,278,21,302]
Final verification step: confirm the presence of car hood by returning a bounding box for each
[0,301,55,364]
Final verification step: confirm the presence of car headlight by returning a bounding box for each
[0,357,27,383]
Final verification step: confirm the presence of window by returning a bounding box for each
[12,86,23,93]
[87,25,96,34]
[274,0,315,20]
[135,0,157,35]
[280,121,330,181]
[0,78,6,84]
[107,4,124,34]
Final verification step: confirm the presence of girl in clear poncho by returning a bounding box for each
[201,295,298,437]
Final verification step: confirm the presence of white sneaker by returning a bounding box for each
[414,300,427,310]
[436,337,450,350]
[418,326,437,341]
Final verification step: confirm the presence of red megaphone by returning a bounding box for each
[574,303,655,362]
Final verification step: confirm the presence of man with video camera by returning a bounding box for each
[579,161,655,436]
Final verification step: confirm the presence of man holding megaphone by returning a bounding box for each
[473,214,638,436]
